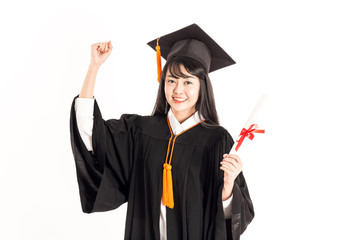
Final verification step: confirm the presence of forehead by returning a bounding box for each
[166,64,196,79]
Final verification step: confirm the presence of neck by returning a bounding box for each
[171,109,196,124]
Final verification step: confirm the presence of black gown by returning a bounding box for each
[70,95,254,240]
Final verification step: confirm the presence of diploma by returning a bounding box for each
[229,94,269,155]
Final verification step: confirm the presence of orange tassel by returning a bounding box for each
[156,38,162,83]
[166,164,174,208]
[162,163,174,208]
[162,117,205,209]
[162,164,168,206]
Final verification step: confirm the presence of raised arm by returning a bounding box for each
[79,41,113,98]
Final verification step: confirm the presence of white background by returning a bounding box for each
[1,0,359,239]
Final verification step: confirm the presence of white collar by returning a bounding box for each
[167,109,205,135]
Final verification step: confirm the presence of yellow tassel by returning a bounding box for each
[156,38,162,83]
[162,163,174,208]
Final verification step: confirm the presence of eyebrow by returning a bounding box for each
[166,74,196,79]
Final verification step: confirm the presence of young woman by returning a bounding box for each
[70,24,254,240]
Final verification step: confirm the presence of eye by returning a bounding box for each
[184,81,193,85]
[167,79,176,84]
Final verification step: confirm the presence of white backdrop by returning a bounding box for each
[1,0,359,239]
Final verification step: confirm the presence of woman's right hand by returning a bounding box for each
[79,41,113,98]
[90,41,113,67]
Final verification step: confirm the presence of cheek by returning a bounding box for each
[164,84,172,100]
[189,86,200,101]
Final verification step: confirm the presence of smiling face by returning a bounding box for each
[164,64,201,123]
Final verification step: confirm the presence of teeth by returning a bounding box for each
[174,97,186,101]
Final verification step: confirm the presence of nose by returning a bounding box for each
[174,81,184,94]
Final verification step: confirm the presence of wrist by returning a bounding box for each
[222,181,234,201]
[224,180,234,189]
[89,62,101,70]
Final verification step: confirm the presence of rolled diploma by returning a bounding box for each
[229,94,269,155]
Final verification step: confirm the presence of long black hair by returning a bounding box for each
[152,56,219,127]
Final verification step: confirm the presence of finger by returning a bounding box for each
[104,42,108,51]
[227,154,241,163]
[224,153,240,160]
[223,154,238,163]
[222,158,238,169]
[220,161,236,173]
[220,166,230,175]
[224,155,243,169]
[220,166,236,177]
[222,160,237,170]
[97,43,103,52]
[99,42,105,51]
[220,165,231,173]
[221,163,241,180]
[222,158,243,174]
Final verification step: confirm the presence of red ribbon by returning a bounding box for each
[235,124,265,151]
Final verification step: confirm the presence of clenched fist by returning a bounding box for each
[90,41,113,66]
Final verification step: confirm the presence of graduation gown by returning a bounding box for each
[69,95,254,239]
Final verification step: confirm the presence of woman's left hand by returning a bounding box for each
[220,153,243,189]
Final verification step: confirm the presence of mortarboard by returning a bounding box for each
[147,23,236,82]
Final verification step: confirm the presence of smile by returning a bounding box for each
[173,97,187,103]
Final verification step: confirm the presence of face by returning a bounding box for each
[164,64,201,123]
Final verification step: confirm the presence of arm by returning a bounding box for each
[79,63,100,98]
[75,41,113,149]
[79,41,113,98]
[218,135,254,239]
[221,154,245,221]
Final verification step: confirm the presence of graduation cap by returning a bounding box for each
[147,23,236,82]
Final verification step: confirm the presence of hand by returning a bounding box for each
[220,154,243,187]
[90,41,113,66]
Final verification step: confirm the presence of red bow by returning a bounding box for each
[235,124,265,151]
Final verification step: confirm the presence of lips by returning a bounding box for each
[173,97,187,103]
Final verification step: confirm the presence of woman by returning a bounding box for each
[70,24,254,240]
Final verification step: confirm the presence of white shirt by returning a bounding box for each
[74,98,233,240]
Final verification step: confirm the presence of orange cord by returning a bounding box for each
[162,117,205,209]
[156,37,162,83]
[162,117,174,207]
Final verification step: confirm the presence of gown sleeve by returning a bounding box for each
[69,95,139,213]
[74,97,95,151]
[204,128,254,240]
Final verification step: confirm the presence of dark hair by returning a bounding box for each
[152,56,219,127]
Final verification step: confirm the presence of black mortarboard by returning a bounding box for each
[147,23,236,82]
